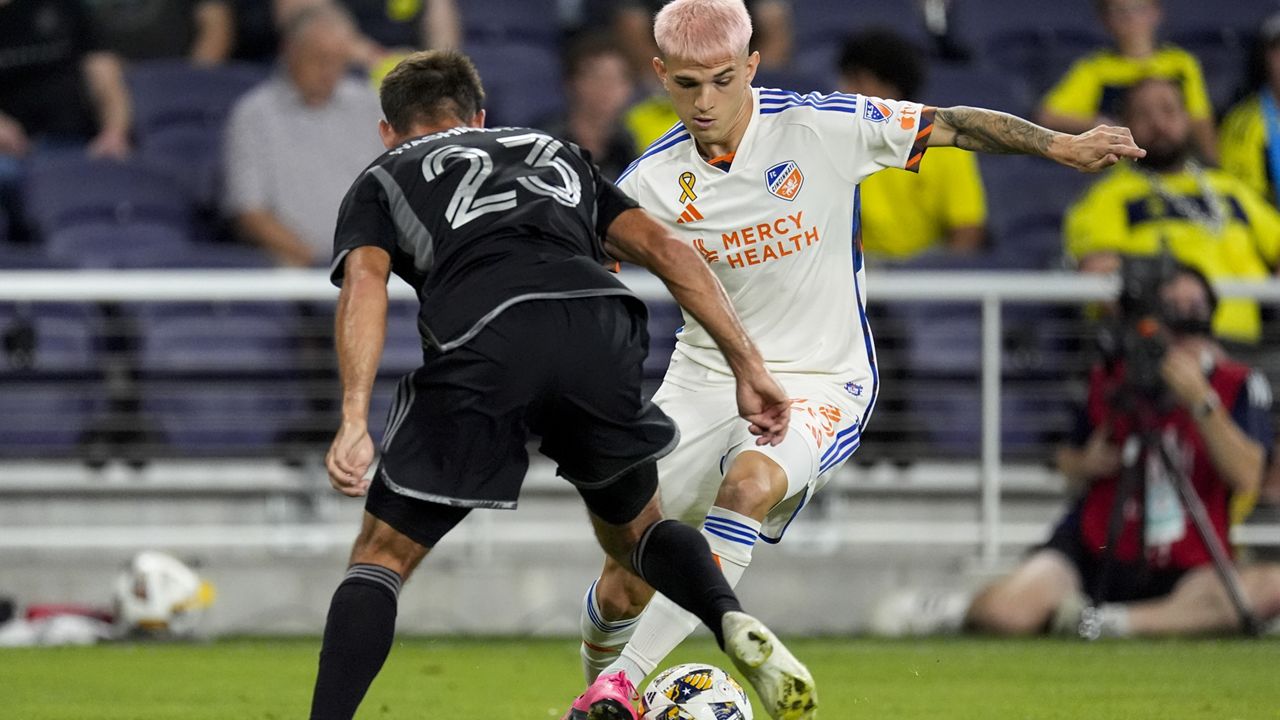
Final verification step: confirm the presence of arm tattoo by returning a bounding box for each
[935,106,1055,156]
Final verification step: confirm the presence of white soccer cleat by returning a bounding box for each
[867,589,969,637]
[721,611,817,720]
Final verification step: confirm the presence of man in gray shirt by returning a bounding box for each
[223,2,383,266]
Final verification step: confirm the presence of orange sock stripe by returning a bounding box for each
[582,641,623,654]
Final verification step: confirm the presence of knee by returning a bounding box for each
[1248,568,1280,619]
[717,455,786,518]
[597,562,654,621]
[350,526,427,580]
[966,586,1053,636]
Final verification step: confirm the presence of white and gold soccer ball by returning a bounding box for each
[641,663,754,720]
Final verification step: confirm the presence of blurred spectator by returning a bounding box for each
[232,0,459,77]
[838,29,987,260]
[84,0,235,65]
[1038,0,1217,164]
[1064,79,1280,344]
[538,35,637,182]
[1220,13,1280,211]
[1,0,133,242]
[873,264,1280,639]
[617,0,791,150]
[222,3,383,266]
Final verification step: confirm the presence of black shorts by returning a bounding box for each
[1041,505,1187,604]
[368,296,677,540]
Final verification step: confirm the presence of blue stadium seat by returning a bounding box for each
[644,299,684,380]
[0,304,105,456]
[380,300,424,378]
[458,0,559,44]
[790,0,931,88]
[920,64,1034,116]
[754,67,832,95]
[23,156,194,236]
[128,242,275,269]
[982,155,1092,262]
[0,241,62,269]
[465,43,565,128]
[951,0,1108,92]
[136,303,306,453]
[127,61,268,206]
[909,379,1065,457]
[1161,0,1268,37]
[45,222,195,269]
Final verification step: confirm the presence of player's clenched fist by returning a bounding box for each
[326,419,375,496]
[736,367,792,446]
[1051,124,1147,173]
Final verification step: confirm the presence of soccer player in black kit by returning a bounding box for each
[310,51,817,720]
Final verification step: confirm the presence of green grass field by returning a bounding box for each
[1,636,1278,719]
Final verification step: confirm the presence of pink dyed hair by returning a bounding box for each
[653,0,753,65]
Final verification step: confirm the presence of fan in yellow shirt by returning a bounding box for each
[838,29,987,259]
[1220,13,1280,210]
[1038,0,1217,165]
[1065,80,1280,344]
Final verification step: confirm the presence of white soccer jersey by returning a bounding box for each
[618,88,931,398]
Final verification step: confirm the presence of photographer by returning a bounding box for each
[965,263,1280,637]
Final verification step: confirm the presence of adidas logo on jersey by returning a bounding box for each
[676,203,705,224]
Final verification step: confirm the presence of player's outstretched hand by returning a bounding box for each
[737,367,791,446]
[1052,125,1146,173]
[326,419,375,496]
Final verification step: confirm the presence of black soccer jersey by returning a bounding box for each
[330,126,639,352]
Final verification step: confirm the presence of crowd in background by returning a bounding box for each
[2,0,1280,485]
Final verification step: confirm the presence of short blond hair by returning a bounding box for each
[654,0,752,66]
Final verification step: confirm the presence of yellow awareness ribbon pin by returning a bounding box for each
[678,171,698,203]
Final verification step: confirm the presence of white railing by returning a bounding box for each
[3,269,1279,564]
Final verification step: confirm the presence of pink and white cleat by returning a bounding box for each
[561,670,639,720]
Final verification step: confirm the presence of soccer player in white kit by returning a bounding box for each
[567,2,1145,718]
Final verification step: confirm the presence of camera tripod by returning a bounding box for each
[1087,418,1264,638]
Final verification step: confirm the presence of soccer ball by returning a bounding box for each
[641,663,754,720]
[111,551,216,638]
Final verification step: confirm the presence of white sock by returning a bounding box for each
[579,580,641,683]
[604,507,762,687]
[1096,603,1133,638]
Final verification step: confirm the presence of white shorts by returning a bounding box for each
[652,364,873,542]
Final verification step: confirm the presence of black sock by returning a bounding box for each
[309,564,402,720]
[631,519,744,649]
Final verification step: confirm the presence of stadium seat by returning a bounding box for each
[380,300,424,378]
[136,303,306,453]
[128,242,276,269]
[45,222,195,269]
[465,43,565,128]
[754,66,832,95]
[981,156,1093,260]
[1161,0,1266,38]
[23,156,194,236]
[644,299,684,380]
[458,0,559,44]
[127,61,269,206]
[0,241,62,269]
[920,64,1034,117]
[950,0,1108,92]
[0,304,105,456]
[909,378,1067,458]
[789,0,931,87]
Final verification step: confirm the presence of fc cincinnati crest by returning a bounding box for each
[765,160,804,201]
[862,98,893,123]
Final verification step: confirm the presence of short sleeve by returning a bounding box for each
[1041,60,1100,120]
[1177,51,1213,121]
[594,174,640,237]
[1232,181,1280,268]
[222,98,271,216]
[1064,177,1129,261]
[818,94,934,184]
[329,170,396,287]
[937,150,988,228]
[1230,370,1275,458]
